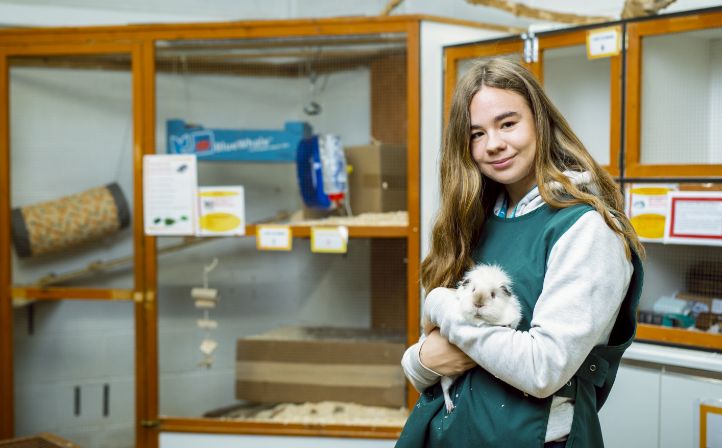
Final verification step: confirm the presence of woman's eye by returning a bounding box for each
[471,131,484,140]
[501,121,516,129]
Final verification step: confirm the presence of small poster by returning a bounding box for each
[626,184,677,241]
[664,191,722,246]
[143,154,197,235]
[197,186,246,236]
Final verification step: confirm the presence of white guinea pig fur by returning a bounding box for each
[457,264,522,329]
[440,263,522,413]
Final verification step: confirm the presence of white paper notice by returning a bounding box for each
[143,154,197,235]
[673,201,722,236]
[665,192,722,246]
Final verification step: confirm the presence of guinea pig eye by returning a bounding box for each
[491,292,496,299]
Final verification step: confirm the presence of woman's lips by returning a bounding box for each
[489,155,515,169]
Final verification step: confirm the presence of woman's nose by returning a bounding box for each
[485,131,505,152]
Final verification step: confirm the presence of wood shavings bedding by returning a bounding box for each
[219,401,409,427]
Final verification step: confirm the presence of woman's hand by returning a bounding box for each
[419,329,476,376]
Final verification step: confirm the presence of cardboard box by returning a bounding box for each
[236,327,406,408]
[344,143,406,215]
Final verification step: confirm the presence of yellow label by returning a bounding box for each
[199,212,242,232]
[199,191,239,197]
[630,187,670,195]
[257,225,293,251]
[311,226,348,253]
[587,26,621,59]
[630,213,666,239]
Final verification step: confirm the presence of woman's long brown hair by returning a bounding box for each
[421,57,644,292]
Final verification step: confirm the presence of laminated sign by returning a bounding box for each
[167,119,312,162]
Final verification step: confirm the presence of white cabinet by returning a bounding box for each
[601,343,722,448]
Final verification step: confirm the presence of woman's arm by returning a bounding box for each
[401,330,476,392]
[425,211,633,398]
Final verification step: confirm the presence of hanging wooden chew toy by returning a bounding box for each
[11,182,130,258]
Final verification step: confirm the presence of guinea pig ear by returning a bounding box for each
[500,285,511,296]
[459,278,471,288]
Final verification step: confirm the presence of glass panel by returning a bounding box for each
[9,54,135,290]
[154,34,410,426]
[543,44,611,167]
[640,28,722,165]
[13,300,135,446]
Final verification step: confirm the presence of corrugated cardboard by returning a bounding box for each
[344,143,406,215]
[235,327,406,407]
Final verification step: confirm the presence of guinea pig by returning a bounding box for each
[456,263,522,329]
[440,263,522,413]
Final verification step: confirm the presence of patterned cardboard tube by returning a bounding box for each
[11,182,130,258]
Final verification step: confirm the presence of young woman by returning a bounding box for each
[396,58,644,447]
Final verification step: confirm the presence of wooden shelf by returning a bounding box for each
[159,417,402,439]
[636,324,722,352]
[10,286,135,301]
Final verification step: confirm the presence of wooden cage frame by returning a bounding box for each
[0,14,515,448]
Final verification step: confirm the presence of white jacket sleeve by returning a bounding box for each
[431,211,633,398]
[400,334,443,393]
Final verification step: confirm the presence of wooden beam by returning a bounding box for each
[465,0,613,25]
[621,0,677,19]
[381,0,405,16]
[0,50,14,439]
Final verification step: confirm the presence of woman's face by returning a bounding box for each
[469,86,537,201]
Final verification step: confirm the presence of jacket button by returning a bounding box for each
[590,364,597,372]
[567,381,572,387]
